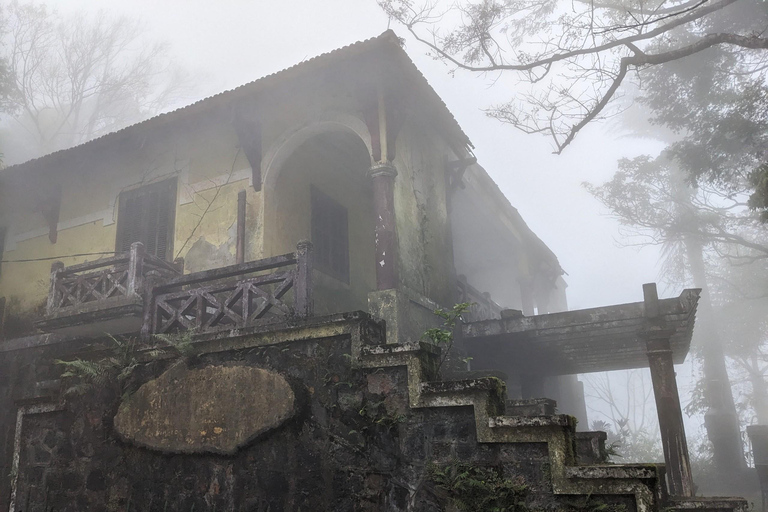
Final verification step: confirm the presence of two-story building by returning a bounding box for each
[0,31,570,399]
[0,31,744,512]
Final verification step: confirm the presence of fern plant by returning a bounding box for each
[428,460,528,512]
[56,331,199,398]
[56,335,142,397]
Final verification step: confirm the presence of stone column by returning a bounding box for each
[642,283,694,497]
[519,277,535,316]
[369,163,398,290]
[236,189,247,264]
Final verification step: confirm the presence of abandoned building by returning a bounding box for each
[0,31,750,511]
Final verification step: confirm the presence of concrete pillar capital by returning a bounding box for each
[368,162,398,179]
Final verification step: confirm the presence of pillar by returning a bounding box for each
[519,276,535,316]
[236,189,246,264]
[369,162,398,290]
[642,283,694,497]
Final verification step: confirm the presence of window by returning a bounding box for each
[311,186,349,283]
[116,179,177,260]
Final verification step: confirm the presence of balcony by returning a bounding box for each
[456,275,503,322]
[35,241,314,339]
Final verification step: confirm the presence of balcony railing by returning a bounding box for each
[46,243,182,316]
[456,275,503,323]
[37,241,313,338]
[149,240,313,336]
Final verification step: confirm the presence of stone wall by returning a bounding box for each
[0,313,742,512]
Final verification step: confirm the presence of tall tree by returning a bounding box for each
[0,1,189,164]
[379,0,768,216]
[586,153,768,489]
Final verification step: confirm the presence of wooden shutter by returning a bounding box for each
[311,186,349,283]
[116,179,177,260]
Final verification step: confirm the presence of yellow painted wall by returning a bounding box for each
[392,119,457,307]
[0,65,462,320]
[0,119,259,310]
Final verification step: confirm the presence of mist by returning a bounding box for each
[1,0,766,508]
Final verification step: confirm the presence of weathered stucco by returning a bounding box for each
[114,364,296,455]
[0,56,462,320]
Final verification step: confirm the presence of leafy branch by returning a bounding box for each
[421,302,471,377]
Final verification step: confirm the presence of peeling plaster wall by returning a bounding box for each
[391,120,456,307]
[0,120,255,309]
[1,60,462,320]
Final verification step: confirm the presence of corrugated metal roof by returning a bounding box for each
[2,30,471,175]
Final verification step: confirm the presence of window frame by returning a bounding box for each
[115,178,177,261]
[310,185,350,284]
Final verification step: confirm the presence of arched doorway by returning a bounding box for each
[264,130,375,315]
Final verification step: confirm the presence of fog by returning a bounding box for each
[3,0,765,502]
[15,0,665,309]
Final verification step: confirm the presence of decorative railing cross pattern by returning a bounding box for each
[149,241,313,336]
[53,265,130,309]
[46,242,182,316]
[40,239,314,338]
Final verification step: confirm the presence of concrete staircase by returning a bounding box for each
[355,339,748,512]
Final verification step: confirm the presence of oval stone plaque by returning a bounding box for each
[114,365,295,455]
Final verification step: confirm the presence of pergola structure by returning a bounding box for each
[463,283,699,498]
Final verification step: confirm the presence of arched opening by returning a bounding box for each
[264,130,375,315]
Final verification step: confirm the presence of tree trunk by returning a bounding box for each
[749,354,768,425]
[685,237,746,484]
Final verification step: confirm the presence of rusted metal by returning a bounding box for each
[236,189,246,264]
[370,163,398,291]
[642,282,694,498]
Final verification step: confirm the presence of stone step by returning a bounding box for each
[489,414,575,429]
[506,397,557,416]
[565,464,660,481]
[355,339,680,510]
[575,430,609,464]
[664,497,749,512]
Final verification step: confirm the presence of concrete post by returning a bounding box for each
[140,269,162,342]
[127,242,145,297]
[46,261,65,315]
[369,163,398,291]
[236,189,246,264]
[295,240,314,318]
[642,283,694,497]
[519,277,535,316]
